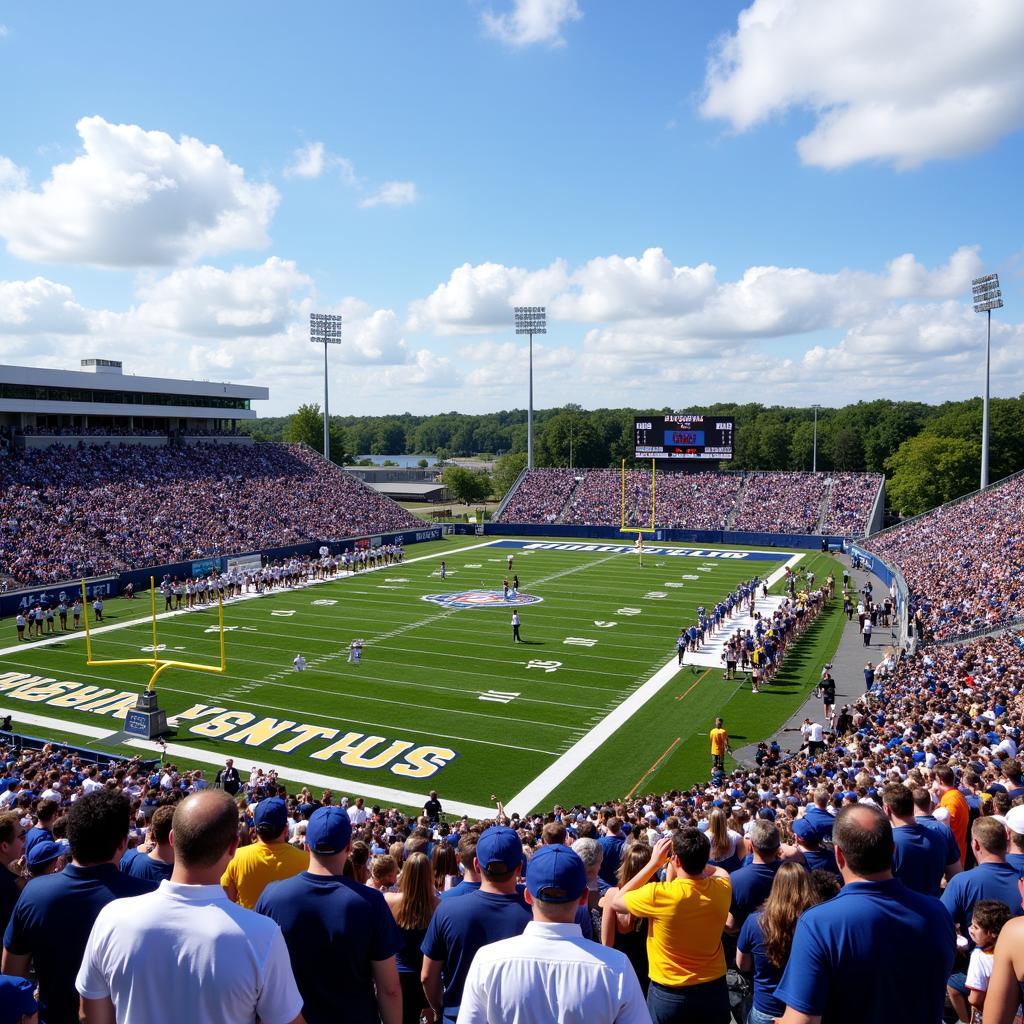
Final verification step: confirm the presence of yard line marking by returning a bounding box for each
[626,737,682,800]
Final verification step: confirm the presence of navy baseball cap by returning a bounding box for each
[791,818,817,840]
[26,839,62,868]
[526,844,586,904]
[475,826,524,874]
[306,806,352,855]
[0,976,36,1024]
[253,797,289,835]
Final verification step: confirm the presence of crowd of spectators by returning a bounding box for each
[497,468,579,524]
[0,443,421,586]
[497,468,880,537]
[13,427,167,438]
[867,472,1024,643]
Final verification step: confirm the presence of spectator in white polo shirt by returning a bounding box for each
[76,789,303,1024]
[458,844,649,1023]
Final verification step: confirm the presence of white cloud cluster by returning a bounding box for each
[483,0,582,47]
[0,117,279,267]
[701,0,1024,169]
[281,141,414,208]
[359,181,418,208]
[0,278,90,334]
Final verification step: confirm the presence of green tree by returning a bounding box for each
[885,434,979,516]
[443,466,492,504]
[285,403,324,450]
[492,452,528,499]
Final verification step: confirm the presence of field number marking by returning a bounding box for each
[617,607,641,616]
[644,592,667,600]
[593,621,617,629]
[312,599,337,606]
[681,575,699,580]
[564,637,598,647]
[526,660,561,673]
[664,582,684,588]
[271,610,296,617]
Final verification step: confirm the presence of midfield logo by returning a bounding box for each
[422,590,544,609]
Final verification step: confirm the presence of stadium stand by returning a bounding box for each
[866,471,1024,642]
[496,468,881,536]
[0,442,422,586]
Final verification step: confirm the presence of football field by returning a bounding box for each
[0,538,845,817]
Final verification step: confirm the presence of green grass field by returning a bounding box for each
[0,538,845,816]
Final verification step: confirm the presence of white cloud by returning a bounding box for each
[283,141,358,185]
[483,0,582,48]
[0,25,8,39]
[0,278,90,334]
[0,157,26,190]
[359,181,418,208]
[701,0,1024,169]
[131,258,311,336]
[0,116,279,267]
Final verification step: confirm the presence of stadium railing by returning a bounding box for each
[491,465,530,521]
[0,727,159,770]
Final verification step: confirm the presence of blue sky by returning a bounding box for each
[0,0,1021,415]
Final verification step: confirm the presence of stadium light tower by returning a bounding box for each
[811,404,821,474]
[309,313,343,463]
[514,306,546,470]
[972,274,1003,490]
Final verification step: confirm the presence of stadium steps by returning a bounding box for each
[723,474,748,529]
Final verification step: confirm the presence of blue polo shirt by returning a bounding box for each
[802,846,840,876]
[737,911,786,1018]
[255,871,402,1024]
[775,878,955,1024]
[421,889,531,1023]
[438,879,480,901]
[598,834,626,886]
[4,862,156,1024]
[802,806,835,842]
[891,823,950,897]
[729,860,783,930]
[23,827,53,858]
[940,861,1024,935]
[122,852,173,883]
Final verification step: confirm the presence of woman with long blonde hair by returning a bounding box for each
[706,807,743,873]
[432,841,460,892]
[600,842,651,996]
[735,861,819,1024]
[385,852,440,1024]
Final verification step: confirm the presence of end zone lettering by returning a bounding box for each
[521,542,750,558]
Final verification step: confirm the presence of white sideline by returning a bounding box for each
[502,553,804,816]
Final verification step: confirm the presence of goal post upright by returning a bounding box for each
[619,457,657,567]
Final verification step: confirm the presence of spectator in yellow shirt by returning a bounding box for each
[709,719,731,772]
[221,797,308,908]
[606,829,732,1023]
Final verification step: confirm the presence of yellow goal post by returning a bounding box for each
[81,575,227,693]
[619,459,657,565]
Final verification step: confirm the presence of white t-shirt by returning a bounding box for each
[809,723,824,743]
[76,880,302,1024]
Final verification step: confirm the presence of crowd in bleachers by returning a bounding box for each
[497,468,882,537]
[867,473,1024,643]
[0,443,421,586]
[497,468,578,523]
[13,427,167,437]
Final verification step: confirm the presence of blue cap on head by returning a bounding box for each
[0,976,36,1024]
[525,845,586,904]
[26,839,61,868]
[253,797,289,835]
[791,818,817,840]
[475,826,524,874]
[306,806,352,855]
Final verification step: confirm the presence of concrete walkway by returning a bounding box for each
[733,553,898,765]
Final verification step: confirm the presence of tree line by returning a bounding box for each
[245,396,1024,517]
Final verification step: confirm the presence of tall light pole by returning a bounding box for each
[309,313,343,463]
[514,306,546,470]
[811,404,821,474]
[972,273,1003,490]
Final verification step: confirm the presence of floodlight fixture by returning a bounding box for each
[971,274,1003,490]
[310,313,343,462]
[514,306,547,470]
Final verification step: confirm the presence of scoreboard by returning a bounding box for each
[634,414,735,461]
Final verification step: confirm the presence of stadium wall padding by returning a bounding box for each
[0,527,442,615]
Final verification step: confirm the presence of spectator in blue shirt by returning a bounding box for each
[438,831,481,901]
[1006,806,1024,875]
[725,820,786,936]
[0,814,25,940]
[598,817,626,886]
[801,788,835,844]
[737,862,819,1024]
[23,800,58,859]
[882,783,960,897]
[941,816,1023,942]
[1,790,157,1024]
[421,825,531,1023]
[790,819,839,876]
[120,805,174,883]
[774,803,955,1024]
[256,805,402,1024]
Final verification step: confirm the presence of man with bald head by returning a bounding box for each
[774,803,955,1024]
[77,789,304,1024]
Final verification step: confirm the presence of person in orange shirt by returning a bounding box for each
[709,719,731,772]
[936,765,970,865]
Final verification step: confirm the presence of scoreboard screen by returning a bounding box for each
[634,414,734,461]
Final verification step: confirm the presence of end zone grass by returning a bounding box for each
[0,539,845,814]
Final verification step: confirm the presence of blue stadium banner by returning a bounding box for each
[191,557,223,576]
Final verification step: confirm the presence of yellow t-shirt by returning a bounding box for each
[623,874,731,987]
[221,839,309,908]
[709,728,728,755]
